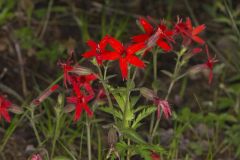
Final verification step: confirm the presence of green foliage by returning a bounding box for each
[132,106,156,129]
[37,42,65,64]
[120,128,146,144]
[0,0,15,26]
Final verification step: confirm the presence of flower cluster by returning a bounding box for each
[81,17,214,82]
[59,58,98,121]
[58,16,216,121]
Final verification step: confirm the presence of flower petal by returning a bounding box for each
[1,109,11,122]
[86,40,97,49]
[83,103,93,117]
[127,55,145,68]
[99,35,109,50]
[156,39,171,52]
[74,103,83,121]
[126,42,146,55]
[108,37,124,53]
[82,51,96,58]
[192,24,205,35]
[192,47,202,54]
[101,51,120,60]
[119,58,128,79]
[131,34,149,43]
[139,18,154,34]
[192,36,205,44]
[186,17,192,30]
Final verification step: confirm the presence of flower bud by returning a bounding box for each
[108,128,118,147]
[63,104,75,113]
[8,104,23,114]
[140,87,156,101]
[57,93,64,107]
[69,66,94,76]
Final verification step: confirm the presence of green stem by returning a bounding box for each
[0,111,28,152]
[123,72,130,128]
[127,139,131,160]
[30,108,42,146]
[86,120,92,160]
[149,50,158,143]
[96,65,116,122]
[151,52,182,140]
[153,51,158,93]
[51,109,61,159]
[123,71,131,159]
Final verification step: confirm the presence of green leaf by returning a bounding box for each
[161,70,173,78]
[130,96,140,108]
[121,128,146,144]
[99,107,123,120]
[112,93,125,113]
[132,106,156,128]
[217,97,234,110]
[125,107,134,121]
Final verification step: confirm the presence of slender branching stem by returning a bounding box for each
[86,119,92,160]
[151,50,183,140]
[96,65,116,122]
[30,107,42,146]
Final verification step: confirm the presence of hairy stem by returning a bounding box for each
[151,51,182,140]
[97,65,116,122]
[86,120,92,160]
[30,108,42,146]
[149,50,158,143]
[51,108,61,159]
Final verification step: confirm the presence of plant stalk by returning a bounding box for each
[151,51,182,139]
[86,120,92,160]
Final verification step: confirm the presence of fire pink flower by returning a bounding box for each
[132,17,174,52]
[31,154,42,160]
[67,77,94,121]
[150,151,161,160]
[203,45,217,84]
[0,95,12,122]
[140,87,172,119]
[31,85,59,106]
[175,17,206,45]
[154,98,171,119]
[102,36,146,79]
[82,35,117,65]
[58,60,73,88]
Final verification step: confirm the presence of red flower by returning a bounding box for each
[150,152,161,160]
[102,36,145,79]
[32,84,59,106]
[203,45,217,84]
[140,87,172,119]
[154,98,171,119]
[132,17,173,52]
[175,17,206,45]
[67,77,95,121]
[31,154,42,160]
[82,35,118,65]
[58,60,73,88]
[0,95,12,122]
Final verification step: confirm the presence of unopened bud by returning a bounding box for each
[8,104,23,114]
[57,94,64,106]
[69,66,94,76]
[108,128,118,147]
[140,87,156,101]
[31,84,59,106]
[63,104,75,113]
